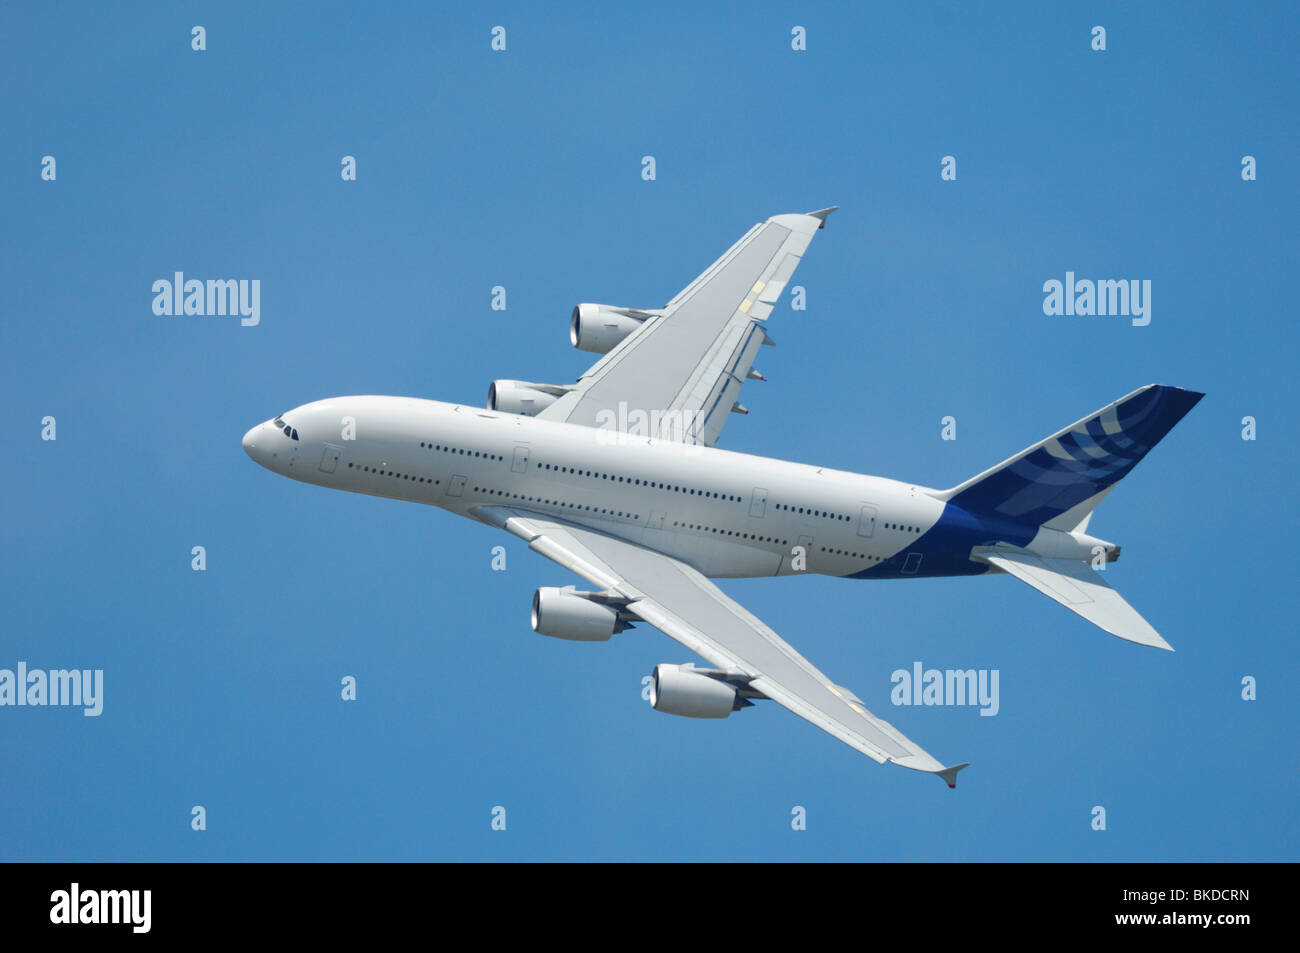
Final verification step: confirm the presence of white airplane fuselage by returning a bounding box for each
[243,395,1029,581]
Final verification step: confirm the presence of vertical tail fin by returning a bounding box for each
[934,384,1204,528]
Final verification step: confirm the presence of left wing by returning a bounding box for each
[474,505,969,787]
[537,208,836,447]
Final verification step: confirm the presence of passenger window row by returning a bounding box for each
[820,545,883,563]
[538,462,742,501]
[421,442,504,462]
[672,521,788,547]
[475,485,640,521]
[774,502,847,522]
[347,462,441,486]
[774,501,921,535]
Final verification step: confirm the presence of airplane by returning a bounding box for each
[242,208,1203,787]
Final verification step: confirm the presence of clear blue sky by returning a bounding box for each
[2,2,1295,860]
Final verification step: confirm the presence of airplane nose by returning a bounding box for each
[242,424,263,462]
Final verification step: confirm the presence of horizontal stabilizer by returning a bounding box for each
[975,550,1173,651]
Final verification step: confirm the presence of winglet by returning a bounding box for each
[936,762,970,789]
[891,754,971,788]
[806,206,838,228]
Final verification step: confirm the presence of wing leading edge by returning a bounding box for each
[472,504,969,787]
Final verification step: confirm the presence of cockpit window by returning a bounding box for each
[271,416,298,439]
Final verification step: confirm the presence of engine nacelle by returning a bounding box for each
[531,587,627,642]
[487,380,570,416]
[570,303,658,355]
[648,663,738,719]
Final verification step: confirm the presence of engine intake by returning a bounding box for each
[531,587,630,642]
[648,663,740,719]
[570,303,659,355]
[487,380,571,416]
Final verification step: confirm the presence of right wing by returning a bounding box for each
[536,209,835,448]
[474,504,969,787]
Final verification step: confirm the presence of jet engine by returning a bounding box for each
[486,380,571,416]
[648,663,740,719]
[569,303,659,355]
[531,587,631,642]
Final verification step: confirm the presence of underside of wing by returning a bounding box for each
[472,504,968,787]
[536,209,836,448]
